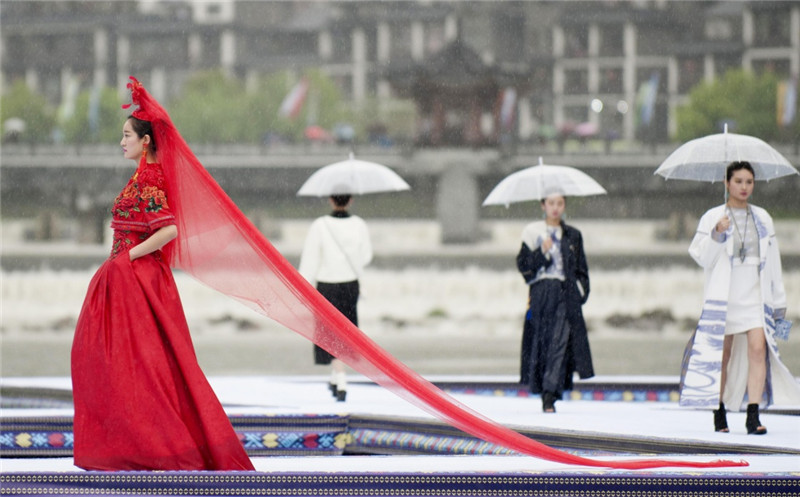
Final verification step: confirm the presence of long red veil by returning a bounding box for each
[124,76,745,470]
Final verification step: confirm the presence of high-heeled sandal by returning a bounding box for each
[745,403,767,435]
[713,402,729,433]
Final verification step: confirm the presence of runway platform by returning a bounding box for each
[2,375,799,496]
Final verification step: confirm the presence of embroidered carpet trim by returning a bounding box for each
[5,413,798,459]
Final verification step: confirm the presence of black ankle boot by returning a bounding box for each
[336,390,347,402]
[713,402,729,433]
[745,403,767,435]
[542,392,556,413]
[328,382,338,397]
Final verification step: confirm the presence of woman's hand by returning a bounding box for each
[540,236,553,253]
[128,225,178,261]
[715,215,730,234]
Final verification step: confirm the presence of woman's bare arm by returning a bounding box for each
[129,225,178,261]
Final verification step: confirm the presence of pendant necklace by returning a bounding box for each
[729,206,750,263]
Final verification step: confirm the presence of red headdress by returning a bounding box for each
[122,76,744,470]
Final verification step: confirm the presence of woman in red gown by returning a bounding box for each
[70,113,254,471]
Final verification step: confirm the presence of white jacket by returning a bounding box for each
[680,203,800,410]
[299,214,373,285]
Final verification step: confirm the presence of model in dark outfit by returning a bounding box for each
[516,196,594,412]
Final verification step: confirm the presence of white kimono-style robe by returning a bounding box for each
[679,204,800,410]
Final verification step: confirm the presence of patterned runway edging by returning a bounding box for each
[1,471,798,496]
[1,415,350,458]
[4,413,799,459]
[436,380,681,402]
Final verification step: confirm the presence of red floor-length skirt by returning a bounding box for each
[71,252,254,471]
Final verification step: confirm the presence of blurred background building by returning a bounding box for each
[2,0,799,249]
[2,0,798,145]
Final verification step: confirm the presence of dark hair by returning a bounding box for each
[330,195,352,207]
[127,115,157,153]
[540,195,566,205]
[726,161,754,181]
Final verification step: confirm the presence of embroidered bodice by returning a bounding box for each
[109,161,175,258]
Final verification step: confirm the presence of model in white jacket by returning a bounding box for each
[298,195,373,401]
[679,162,800,435]
[299,212,372,285]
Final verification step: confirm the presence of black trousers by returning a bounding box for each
[520,279,571,398]
[313,280,359,365]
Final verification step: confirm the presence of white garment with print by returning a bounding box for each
[520,221,565,282]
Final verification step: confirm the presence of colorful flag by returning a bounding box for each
[57,76,80,123]
[777,77,797,127]
[636,71,659,127]
[278,78,309,119]
[499,87,517,130]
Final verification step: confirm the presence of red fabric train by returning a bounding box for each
[124,76,746,470]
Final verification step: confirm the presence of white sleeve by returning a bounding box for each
[298,219,322,285]
[761,212,787,312]
[769,234,787,311]
[359,220,373,269]
[688,208,727,269]
[521,222,545,251]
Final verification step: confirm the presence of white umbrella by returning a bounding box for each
[482,157,607,207]
[3,117,26,134]
[655,125,797,183]
[297,153,411,197]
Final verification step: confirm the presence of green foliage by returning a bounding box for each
[1,80,56,143]
[356,97,417,141]
[675,69,784,142]
[169,71,251,144]
[169,69,353,144]
[380,99,417,138]
[61,86,123,144]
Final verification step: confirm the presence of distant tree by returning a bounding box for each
[61,86,123,144]
[1,80,56,143]
[675,69,782,142]
[362,98,417,143]
[168,69,354,144]
[302,68,355,130]
[169,71,250,144]
[250,71,303,141]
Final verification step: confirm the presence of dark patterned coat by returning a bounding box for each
[516,221,594,391]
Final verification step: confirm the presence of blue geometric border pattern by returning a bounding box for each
[0,415,350,458]
[1,471,798,496]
